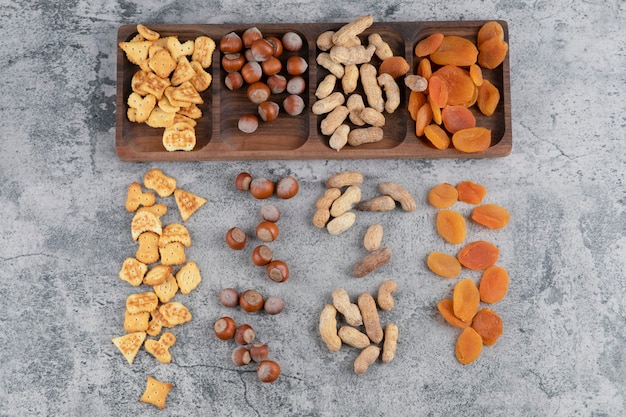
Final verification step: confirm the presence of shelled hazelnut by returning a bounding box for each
[214,316,237,340]
[239,289,265,313]
[235,172,253,191]
[235,324,256,345]
[266,260,289,283]
[251,244,273,266]
[225,226,247,250]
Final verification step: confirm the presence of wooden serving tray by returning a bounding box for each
[116,20,511,161]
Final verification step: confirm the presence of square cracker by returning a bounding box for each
[140,376,173,410]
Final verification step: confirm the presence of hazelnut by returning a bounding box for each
[234,172,253,191]
[219,288,240,308]
[225,226,247,250]
[283,94,305,116]
[286,55,308,75]
[266,260,289,283]
[263,296,284,315]
[220,32,243,53]
[221,53,245,72]
[247,81,271,104]
[238,114,259,134]
[232,346,251,366]
[241,61,263,84]
[250,38,274,62]
[214,316,237,340]
[234,323,255,345]
[267,74,287,94]
[249,177,275,199]
[249,343,270,362]
[251,244,273,266]
[242,27,263,48]
[286,76,306,95]
[260,204,281,222]
[261,56,282,76]
[224,71,244,90]
[257,360,281,383]
[276,176,299,199]
[282,32,303,52]
[256,221,279,242]
[239,289,265,313]
[258,101,280,123]
[266,36,283,57]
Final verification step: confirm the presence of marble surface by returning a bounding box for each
[0,0,624,416]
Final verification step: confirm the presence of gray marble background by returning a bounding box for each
[0,0,624,416]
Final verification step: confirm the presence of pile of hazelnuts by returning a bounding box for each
[220,28,308,133]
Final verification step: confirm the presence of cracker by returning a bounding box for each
[145,331,177,364]
[126,292,159,315]
[146,308,173,336]
[189,60,212,92]
[125,182,155,212]
[162,122,196,152]
[153,273,179,303]
[148,48,177,79]
[173,113,197,127]
[159,301,192,326]
[131,210,162,241]
[159,241,186,266]
[137,203,167,218]
[136,231,160,264]
[127,92,157,123]
[112,331,146,365]
[175,261,201,295]
[157,95,180,114]
[143,264,173,286]
[171,56,196,86]
[144,168,177,198]
[138,71,171,100]
[176,102,202,120]
[124,310,150,333]
[119,40,152,71]
[137,24,160,42]
[131,70,150,96]
[139,376,173,410]
[127,107,138,123]
[146,106,175,128]
[174,188,207,221]
[167,37,195,61]
[159,223,191,248]
[118,257,148,287]
[192,36,216,68]
[170,81,203,104]
[164,86,191,108]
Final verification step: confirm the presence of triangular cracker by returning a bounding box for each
[139,376,173,410]
[174,188,207,221]
[171,56,196,86]
[112,331,146,364]
[171,81,203,104]
[119,40,153,71]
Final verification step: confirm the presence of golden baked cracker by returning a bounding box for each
[143,264,173,286]
[157,95,180,114]
[146,106,175,128]
[124,310,150,333]
[145,332,176,364]
[137,24,160,41]
[159,241,186,266]
[159,301,192,326]
[146,308,172,336]
[171,56,196,86]
[118,257,148,287]
[192,35,216,68]
[164,86,191,108]
[175,261,201,295]
[119,40,153,71]
[126,292,159,315]
[170,81,203,104]
[137,203,167,218]
[153,273,178,303]
[136,231,160,264]
[159,223,191,248]
[138,71,171,100]
[112,331,146,365]
[173,113,197,127]
[189,60,212,92]
[162,122,196,152]
[176,102,202,120]
[127,92,157,123]
[144,168,177,198]
[129,33,145,42]
[140,376,173,410]
[127,107,138,123]
[131,210,162,241]
[174,188,207,221]
[167,37,194,61]
[125,182,156,212]
[131,70,150,96]
[148,49,177,79]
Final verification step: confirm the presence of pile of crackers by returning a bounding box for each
[119,24,215,151]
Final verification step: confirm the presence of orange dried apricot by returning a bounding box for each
[477,79,500,117]
[415,33,444,57]
[469,64,483,86]
[408,91,427,121]
[456,181,487,204]
[477,37,508,69]
[471,307,503,346]
[436,209,466,244]
[433,65,476,107]
[477,21,505,47]
[457,240,499,270]
[428,183,458,208]
[415,102,433,137]
[441,105,476,134]
[453,278,480,322]
[427,252,462,278]
[437,299,469,328]
[471,204,510,229]
[427,75,448,108]
[452,127,492,153]
[424,124,450,150]
[428,95,442,124]
[430,35,478,67]
[455,327,483,364]
[417,57,432,80]
[479,265,509,303]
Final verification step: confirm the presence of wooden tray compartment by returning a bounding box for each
[116,21,511,161]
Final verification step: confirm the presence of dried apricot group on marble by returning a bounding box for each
[479,265,509,303]
[428,183,458,208]
[455,327,483,365]
[427,252,462,278]
[471,204,510,229]
[436,210,466,244]
[457,240,499,270]
[456,181,487,204]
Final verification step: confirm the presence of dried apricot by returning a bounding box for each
[428,95,442,124]
[479,265,509,303]
[471,204,510,229]
[415,33,444,57]
[437,299,469,328]
[433,65,476,107]
[427,252,462,278]
[423,124,450,150]
[477,21,505,47]
[441,105,476,134]
[457,240,499,270]
[455,327,483,364]
[415,102,433,137]
[477,37,508,69]
[469,64,483,86]
[456,181,487,204]
[427,75,448,108]
[430,35,478,67]
[428,183,458,208]
[477,79,500,117]
[408,91,427,121]
[471,307,503,346]
[452,127,492,153]
[453,278,480,322]
[436,210,466,244]
[417,57,432,80]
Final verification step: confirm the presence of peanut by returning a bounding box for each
[357,292,383,343]
[381,323,398,363]
[379,181,416,212]
[354,345,380,375]
[315,74,337,99]
[356,195,396,211]
[346,94,366,126]
[319,304,341,352]
[326,211,356,235]
[338,326,370,349]
[363,223,384,251]
[368,33,393,60]
[316,30,335,51]
[320,105,350,136]
[342,64,359,95]
[352,247,392,278]
[330,44,376,65]
[330,185,362,217]
[331,288,363,327]
[359,107,386,127]
[312,92,345,115]
[329,124,350,151]
[316,52,345,79]
[325,171,364,188]
[347,126,384,147]
[312,187,341,228]
[332,15,373,46]
[377,279,397,311]
[377,73,400,114]
[360,63,384,112]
